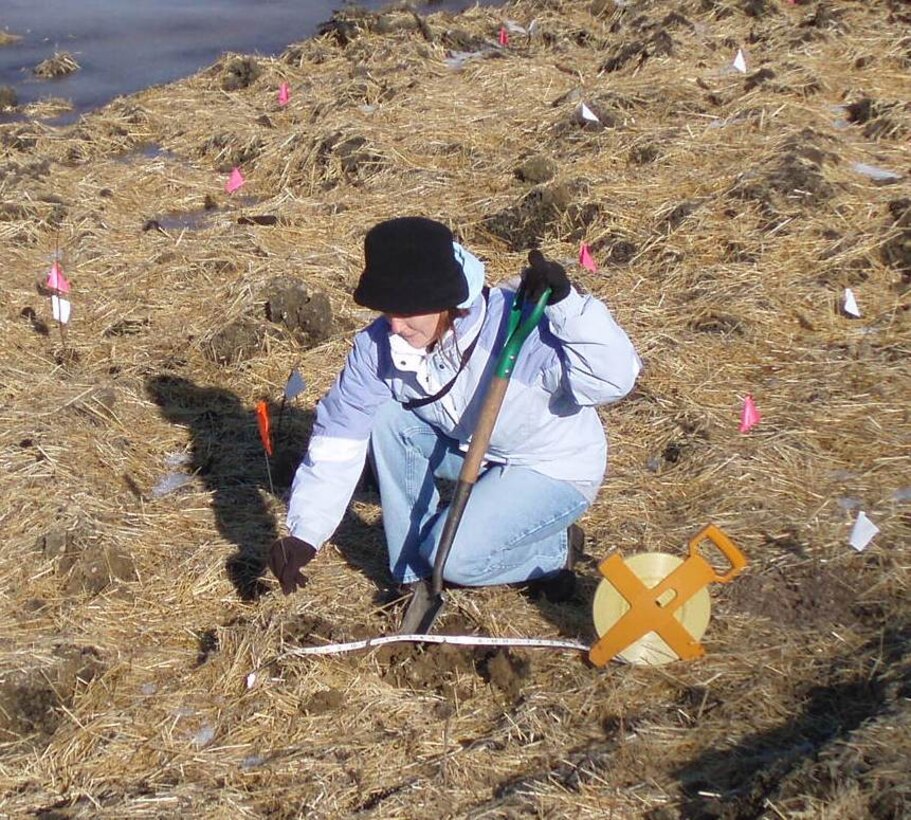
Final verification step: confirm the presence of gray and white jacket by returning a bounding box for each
[287,247,641,548]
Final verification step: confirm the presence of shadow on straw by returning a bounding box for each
[145,374,312,601]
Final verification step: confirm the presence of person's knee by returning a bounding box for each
[442,551,494,587]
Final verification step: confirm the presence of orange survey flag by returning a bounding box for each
[256,400,273,457]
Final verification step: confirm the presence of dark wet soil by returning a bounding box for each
[0,646,103,743]
[262,277,333,347]
[485,180,598,251]
[727,560,860,630]
[206,318,266,365]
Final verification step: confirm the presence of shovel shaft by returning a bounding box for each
[400,286,550,634]
[431,375,509,594]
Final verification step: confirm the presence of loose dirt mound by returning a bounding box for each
[0,0,909,816]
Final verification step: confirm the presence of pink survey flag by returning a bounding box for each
[225,167,246,194]
[498,26,509,46]
[278,82,291,106]
[739,394,762,434]
[579,243,598,273]
[46,260,71,294]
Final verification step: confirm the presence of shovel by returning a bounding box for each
[399,284,550,634]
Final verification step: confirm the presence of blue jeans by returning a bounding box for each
[368,400,590,586]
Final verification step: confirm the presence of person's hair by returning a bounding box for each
[430,307,469,365]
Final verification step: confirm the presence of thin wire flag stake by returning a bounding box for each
[256,400,275,495]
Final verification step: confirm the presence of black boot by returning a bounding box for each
[527,524,585,603]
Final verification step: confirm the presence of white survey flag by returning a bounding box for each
[580,102,600,124]
[51,295,71,324]
[843,288,861,318]
[733,49,747,73]
[849,511,879,552]
[284,368,307,400]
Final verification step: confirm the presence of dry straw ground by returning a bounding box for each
[1,0,909,816]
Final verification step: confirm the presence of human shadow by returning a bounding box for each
[145,374,314,601]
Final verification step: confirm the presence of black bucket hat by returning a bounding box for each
[354,217,468,315]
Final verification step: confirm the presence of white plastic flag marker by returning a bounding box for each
[733,49,747,74]
[246,672,257,689]
[849,511,879,552]
[51,295,71,324]
[579,102,600,124]
[842,288,861,318]
[284,368,307,400]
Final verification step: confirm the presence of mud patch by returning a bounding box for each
[302,688,345,715]
[484,181,598,251]
[263,277,333,347]
[0,646,103,743]
[728,561,859,630]
[476,649,530,700]
[205,318,265,365]
[220,57,261,91]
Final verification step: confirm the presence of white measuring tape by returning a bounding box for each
[246,633,591,688]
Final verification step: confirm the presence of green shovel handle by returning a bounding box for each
[495,287,550,379]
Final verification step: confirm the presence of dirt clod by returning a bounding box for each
[221,57,261,91]
[514,155,557,184]
[476,649,530,700]
[59,543,137,595]
[882,198,911,276]
[0,86,17,109]
[485,181,597,250]
[205,318,265,365]
[263,277,333,346]
[35,529,70,559]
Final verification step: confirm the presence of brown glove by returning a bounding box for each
[267,536,317,595]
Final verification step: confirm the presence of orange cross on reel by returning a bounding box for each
[589,524,747,667]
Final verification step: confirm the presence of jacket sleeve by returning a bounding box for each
[286,324,391,548]
[543,287,641,406]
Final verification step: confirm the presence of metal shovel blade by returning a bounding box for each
[398,580,446,634]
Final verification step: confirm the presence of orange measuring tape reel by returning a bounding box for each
[590,524,747,667]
